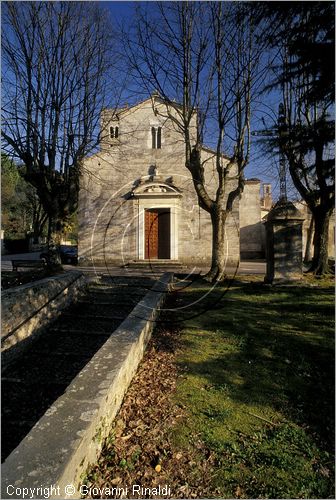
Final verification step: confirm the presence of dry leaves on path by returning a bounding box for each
[83,313,217,499]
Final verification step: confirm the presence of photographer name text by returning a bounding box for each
[7,483,172,499]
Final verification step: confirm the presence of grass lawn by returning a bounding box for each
[84,275,334,499]
[169,275,334,498]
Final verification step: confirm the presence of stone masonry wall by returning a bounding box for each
[1,271,86,371]
[239,180,264,258]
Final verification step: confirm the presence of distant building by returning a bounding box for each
[260,183,272,213]
[239,179,265,259]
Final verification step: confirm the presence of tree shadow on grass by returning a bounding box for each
[169,281,334,453]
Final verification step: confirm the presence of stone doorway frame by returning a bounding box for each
[137,201,179,260]
[132,181,182,261]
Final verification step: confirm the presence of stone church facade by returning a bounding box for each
[78,96,268,267]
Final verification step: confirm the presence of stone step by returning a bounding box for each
[125,260,185,268]
[90,278,155,287]
[77,295,138,307]
[51,316,120,333]
[28,332,110,356]
[87,288,149,297]
[83,293,146,309]
[79,298,144,309]
[61,311,128,322]
[48,327,114,336]
[87,287,150,297]
[3,353,91,385]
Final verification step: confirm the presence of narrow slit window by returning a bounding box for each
[151,127,162,149]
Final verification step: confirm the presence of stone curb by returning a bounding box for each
[1,272,173,500]
[1,271,86,372]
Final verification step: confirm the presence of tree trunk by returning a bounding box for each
[304,215,314,263]
[33,202,45,244]
[32,225,40,245]
[46,215,63,270]
[309,209,331,275]
[33,212,47,244]
[204,207,227,282]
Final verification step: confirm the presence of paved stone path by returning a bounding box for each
[1,252,266,275]
[1,276,155,462]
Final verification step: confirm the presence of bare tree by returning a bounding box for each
[126,2,262,281]
[1,1,113,267]
[256,3,334,275]
[281,51,334,275]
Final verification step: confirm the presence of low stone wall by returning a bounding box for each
[1,271,86,370]
[1,273,172,500]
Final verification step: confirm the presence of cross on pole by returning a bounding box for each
[252,103,287,202]
[277,103,287,202]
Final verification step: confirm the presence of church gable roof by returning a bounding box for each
[103,94,184,120]
[101,96,232,162]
